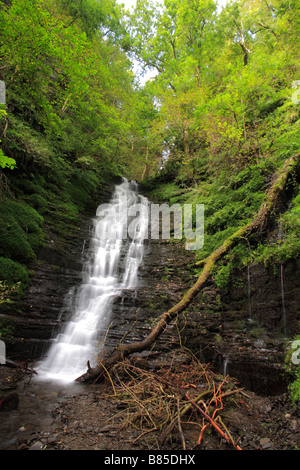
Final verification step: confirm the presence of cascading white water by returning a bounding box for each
[36,179,149,383]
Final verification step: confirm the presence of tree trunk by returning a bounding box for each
[76,155,299,383]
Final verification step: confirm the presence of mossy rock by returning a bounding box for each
[0,216,35,262]
[12,176,48,198]
[47,201,79,224]
[64,183,90,212]
[63,171,99,211]
[0,317,16,337]
[0,200,43,263]
[23,194,48,214]
[0,257,29,285]
[0,200,43,232]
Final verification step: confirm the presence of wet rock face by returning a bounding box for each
[179,259,300,395]
[2,184,115,362]
[225,260,300,337]
[102,239,194,353]
[2,217,93,360]
[218,260,300,395]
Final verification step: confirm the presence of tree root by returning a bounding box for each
[96,350,246,449]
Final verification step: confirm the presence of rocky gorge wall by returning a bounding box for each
[0,183,115,362]
[179,258,300,395]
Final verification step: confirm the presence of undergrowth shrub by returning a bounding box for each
[0,200,43,263]
[0,257,29,285]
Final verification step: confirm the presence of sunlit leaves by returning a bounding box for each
[127,0,299,181]
[0,0,148,176]
[0,150,16,170]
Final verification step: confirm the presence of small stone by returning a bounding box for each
[290,419,298,431]
[29,441,44,450]
[47,436,58,445]
[260,437,271,449]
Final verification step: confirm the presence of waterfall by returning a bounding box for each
[36,179,149,383]
[223,356,229,377]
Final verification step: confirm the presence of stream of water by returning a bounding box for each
[36,178,149,383]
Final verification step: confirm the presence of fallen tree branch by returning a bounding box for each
[185,393,242,450]
[76,155,299,383]
[100,352,244,449]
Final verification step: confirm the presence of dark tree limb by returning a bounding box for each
[76,155,299,383]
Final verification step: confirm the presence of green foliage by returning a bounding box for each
[0,0,152,182]
[0,317,15,338]
[24,194,48,214]
[0,149,16,170]
[147,182,185,202]
[63,170,99,211]
[5,115,55,169]
[254,186,300,265]
[58,0,125,39]
[0,200,43,262]
[285,335,300,403]
[0,218,34,262]
[127,0,300,184]
[0,280,21,304]
[0,257,29,285]
[214,263,232,290]
[289,373,300,403]
[0,0,161,295]
[0,110,16,170]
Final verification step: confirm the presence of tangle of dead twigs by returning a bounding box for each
[101,349,244,450]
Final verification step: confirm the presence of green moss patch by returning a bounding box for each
[0,257,29,285]
[0,200,43,263]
